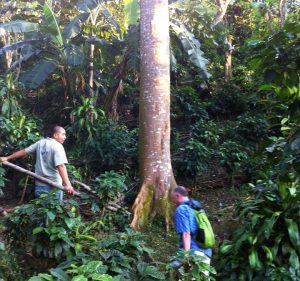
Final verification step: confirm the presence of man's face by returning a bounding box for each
[53,128,67,144]
[171,192,181,205]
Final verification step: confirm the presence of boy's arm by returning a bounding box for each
[182,232,191,251]
[57,164,74,195]
[0,149,28,162]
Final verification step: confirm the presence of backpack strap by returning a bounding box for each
[182,199,203,211]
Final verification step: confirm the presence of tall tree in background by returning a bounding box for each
[279,0,286,27]
[212,0,231,27]
[130,0,176,230]
[224,35,233,82]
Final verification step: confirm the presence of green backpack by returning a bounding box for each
[184,200,215,249]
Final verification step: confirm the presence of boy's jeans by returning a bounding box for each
[35,185,63,201]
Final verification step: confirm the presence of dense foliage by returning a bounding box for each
[0,0,300,280]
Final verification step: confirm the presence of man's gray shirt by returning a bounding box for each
[25,138,68,186]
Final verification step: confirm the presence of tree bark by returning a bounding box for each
[103,52,129,119]
[130,0,176,230]
[212,0,231,27]
[225,35,233,83]
[0,29,13,71]
[278,0,286,28]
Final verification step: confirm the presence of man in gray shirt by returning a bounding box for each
[0,126,74,200]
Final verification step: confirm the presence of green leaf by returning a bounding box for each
[20,60,57,89]
[84,261,103,273]
[64,218,76,229]
[28,277,49,281]
[54,242,63,257]
[124,0,139,28]
[43,1,63,46]
[247,40,263,47]
[249,248,261,270]
[144,265,165,280]
[63,13,89,39]
[285,219,300,248]
[88,274,116,281]
[220,243,233,254]
[71,275,87,281]
[33,226,44,234]
[49,268,70,281]
[77,234,97,242]
[170,19,211,80]
[0,242,5,251]
[100,7,120,31]
[0,40,39,55]
[0,20,39,33]
[262,246,273,261]
[47,211,56,221]
[38,273,55,281]
[64,45,85,66]
[77,0,98,13]
[289,250,300,270]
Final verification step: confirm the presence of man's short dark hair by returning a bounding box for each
[174,186,188,196]
[43,125,63,137]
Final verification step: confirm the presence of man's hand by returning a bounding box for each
[0,157,8,163]
[64,184,75,195]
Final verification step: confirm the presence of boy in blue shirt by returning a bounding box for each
[171,185,212,275]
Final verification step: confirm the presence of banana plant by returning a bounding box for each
[63,0,122,100]
[0,1,85,106]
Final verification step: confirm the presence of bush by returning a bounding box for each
[208,83,248,118]
[88,171,131,230]
[29,229,165,281]
[218,140,250,173]
[0,242,25,281]
[172,138,211,179]
[68,118,138,176]
[234,113,269,144]
[171,86,209,125]
[166,250,216,281]
[217,179,300,280]
[3,194,102,261]
[0,115,40,151]
[28,260,115,281]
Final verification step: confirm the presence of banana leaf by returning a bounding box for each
[101,7,120,31]
[20,60,57,89]
[5,49,42,75]
[63,13,90,39]
[63,45,85,66]
[0,40,40,55]
[124,0,139,28]
[170,19,211,80]
[43,1,63,46]
[0,20,38,33]
[77,0,99,12]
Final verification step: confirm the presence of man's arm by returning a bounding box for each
[57,164,74,195]
[182,232,191,251]
[0,149,28,162]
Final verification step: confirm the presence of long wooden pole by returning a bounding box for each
[2,161,81,196]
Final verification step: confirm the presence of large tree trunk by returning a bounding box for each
[130,0,176,230]
[212,0,231,27]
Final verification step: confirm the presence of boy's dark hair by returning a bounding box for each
[174,186,189,196]
[43,125,63,138]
